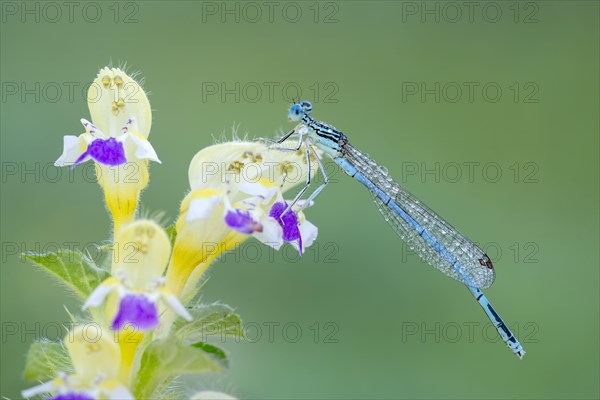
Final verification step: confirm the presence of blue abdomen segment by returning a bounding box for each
[468,286,525,358]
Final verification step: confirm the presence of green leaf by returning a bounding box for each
[191,342,228,367]
[24,250,110,301]
[23,340,73,382]
[175,303,244,343]
[132,337,223,399]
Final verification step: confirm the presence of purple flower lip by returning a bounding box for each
[225,209,263,234]
[111,293,159,331]
[269,202,303,254]
[74,137,127,167]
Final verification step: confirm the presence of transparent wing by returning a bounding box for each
[343,144,495,289]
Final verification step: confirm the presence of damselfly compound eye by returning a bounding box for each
[300,100,313,115]
[288,104,304,121]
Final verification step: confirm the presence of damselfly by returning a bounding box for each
[270,100,525,359]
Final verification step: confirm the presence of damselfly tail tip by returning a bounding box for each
[516,350,526,360]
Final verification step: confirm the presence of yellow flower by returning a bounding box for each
[83,220,191,332]
[188,140,314,194]
[82,220,191,384]
[167,140,319,298]
[55,67,159,235]
[22,326,133,399]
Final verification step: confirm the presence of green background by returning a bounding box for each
[1,1,598,398]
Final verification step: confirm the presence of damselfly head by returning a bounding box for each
[288,100,313,122]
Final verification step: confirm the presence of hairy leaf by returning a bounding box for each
[24,250,109,300]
